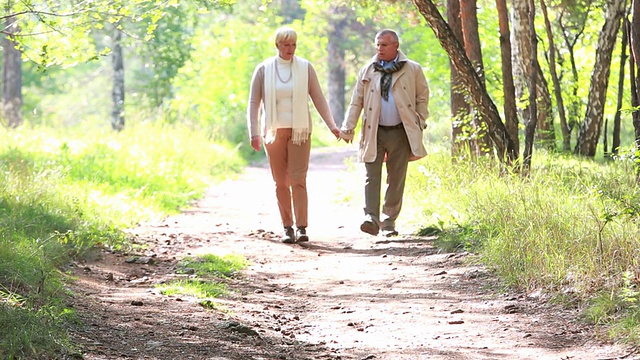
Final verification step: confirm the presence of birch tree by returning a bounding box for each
[1,14,22,128]
[574,0,626,156]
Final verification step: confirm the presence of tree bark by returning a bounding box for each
[112,25,125,131]
[460,0,492,155]
[611,17,629,157]
[522,0,538,174]
[630,0,640,181]
[2,15,23,128]
[512,0,554,149]
[541,0,569,151]
[496,0,520,160]
[448,0,471,157]
[633,0,640,65]
[574,0,626,156]
[412,0,518,165]
[327,4,347,127]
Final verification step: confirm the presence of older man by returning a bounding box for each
[340,29,429,237]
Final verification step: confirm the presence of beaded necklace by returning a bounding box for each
[275,62,292,83]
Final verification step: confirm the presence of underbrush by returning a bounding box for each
[405,149,640,345]
[0,122,245,358]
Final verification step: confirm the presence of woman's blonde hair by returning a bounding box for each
[274,26,297,45]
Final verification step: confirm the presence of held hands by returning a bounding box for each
[339,129,355,144]
[330,127,341,140]
[250,136,261,151]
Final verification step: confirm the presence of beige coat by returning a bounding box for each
[341,51,429,162]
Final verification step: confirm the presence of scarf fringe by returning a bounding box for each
[292,129,310,145]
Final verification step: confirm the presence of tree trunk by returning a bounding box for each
[631,0,640,181]
[327,4,347,127]
[535,71,555,148]
[512,0,554,150]
[604,117,610,156]
[558,6,591,147]
[611,17,629,157]
[448,0,472,158]
[496,0,520,160]
[276,0,306,22]
[112,25,125,131]
[633,0,640,65]
[412,0,518,166]
[2,15,23,128]
[522,0,538,174]
[541,0,569,151]
[460,0,493,156]
[574,0,626,156]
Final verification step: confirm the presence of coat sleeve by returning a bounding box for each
[341,65,367,141]
[414,64,430,129]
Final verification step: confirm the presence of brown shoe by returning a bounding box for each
[360,219,379,236]
[381,226,398,237]
[296,227,309,242]
[281,226,295,244]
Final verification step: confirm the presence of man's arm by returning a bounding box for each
[414,65,430,129]
[341,66,367,141]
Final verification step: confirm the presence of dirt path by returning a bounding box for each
[68,146,637,360]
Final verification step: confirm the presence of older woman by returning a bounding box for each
[247,26,340,244]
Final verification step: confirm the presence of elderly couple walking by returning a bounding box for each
[247,26,430,244]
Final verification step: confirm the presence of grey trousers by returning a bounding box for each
[364,125,411,229]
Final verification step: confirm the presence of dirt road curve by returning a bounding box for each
[69,146,638,360]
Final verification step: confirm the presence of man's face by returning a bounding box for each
[376,34,399,62]
[276,39,296,60]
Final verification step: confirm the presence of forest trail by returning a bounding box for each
[68,146,637,360]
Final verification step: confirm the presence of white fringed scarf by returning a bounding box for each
[263,56,310,145]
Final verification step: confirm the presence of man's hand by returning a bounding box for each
[250,136,261,152]
[339,129,354,144]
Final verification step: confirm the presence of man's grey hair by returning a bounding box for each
[375,29,399,44]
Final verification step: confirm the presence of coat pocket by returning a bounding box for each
[415,112,426,130]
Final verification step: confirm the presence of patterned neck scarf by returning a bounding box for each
[373,60,405,101]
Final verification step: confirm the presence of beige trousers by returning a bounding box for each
[264,128,311,229]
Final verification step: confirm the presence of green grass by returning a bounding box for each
[157,253,250,309]
[157,279,229,299]
[0,122,246,359]
[0,303,80,360]
[175,253,251,277]
[404,147,640,343]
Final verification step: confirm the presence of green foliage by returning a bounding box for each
[0,303,80,359]
[127,4,203,109]
[168,15,273,154]
[4,0,234,67]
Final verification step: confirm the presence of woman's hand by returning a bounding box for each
[250,136,261,151]
[330,127,340,139]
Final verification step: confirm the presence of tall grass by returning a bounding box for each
[405,149,640,342]
[0,122,246,358]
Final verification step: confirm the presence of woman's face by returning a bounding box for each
[276,39,296,60]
